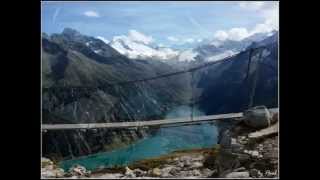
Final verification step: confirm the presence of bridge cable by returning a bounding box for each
[248,48,264,108]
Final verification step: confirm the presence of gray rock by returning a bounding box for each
[237,136,248,145]
[201,168,215,177]
[168,166,181,175]
[251,150,259,157]
[151,168,161,177]
[191,169,201,176]
[41,169,55,178]
[190,161,203,169]
[250,169,263,178]
[68,164,90,177]
[177,162,184,168]
[41,167,65,178]
[133,168,146,177]
[125,167,136,178]
[233,167,246,172]
[243,106,272,129]
[231,138,244,152]
[160,166,174,178]
[41,157,53,167]
[224,171,250,178]
[237,153,251,163]
[41,157,65,178]
[177,170,191,177]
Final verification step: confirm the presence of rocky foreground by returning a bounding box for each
[42,107,278,178]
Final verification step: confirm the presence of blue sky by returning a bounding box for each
[41,1,278,47]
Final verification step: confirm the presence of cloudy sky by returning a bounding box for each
[42,1,278,48]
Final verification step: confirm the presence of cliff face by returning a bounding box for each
[43,128,152,161]
[197,36,278,114]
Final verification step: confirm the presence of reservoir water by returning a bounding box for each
[59,106,219,171]
[59,123,218,171]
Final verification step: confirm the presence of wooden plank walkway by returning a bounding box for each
[42,108,278,131]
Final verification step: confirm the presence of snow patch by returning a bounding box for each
[207,50,238,62]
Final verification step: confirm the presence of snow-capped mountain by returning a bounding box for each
[194,31,277,62]
[109,31,180,61]
[98,29,278,64]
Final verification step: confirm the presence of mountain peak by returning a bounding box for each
[62,28,82,37]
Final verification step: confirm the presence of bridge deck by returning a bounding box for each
[42,108,278,130]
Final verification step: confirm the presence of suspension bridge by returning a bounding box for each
[42,108,278,131]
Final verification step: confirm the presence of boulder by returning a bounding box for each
[243,106,272,129]
[151,168,161,177]
[191,169,201,176]
[125,166,136,178]
[201,168,216,177]
[190,161,203,169]
[41,157,53,167]
[237,153,251,163]
[133,168,146,177]
[41,157,65,178]
[231,138,244,152]
[250,169,263,178]
[233,167,246,172]
[160,167,174,178]
[168,166,181,176]
[41,169,55,178]
[251,150,259,157]
[41,167,65,178]
[68,164,91,177]
[178,162,185,168]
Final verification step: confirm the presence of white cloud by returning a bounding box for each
[214,28,250,41]
[96,36,109,44]
[213,30,229,41]
[128,30,153,45]
[84,11,100,17]
[168,36,179,42]
[239,2,265,11]
[178,50,198,62]
[185,38,194,43]
[228,28,251,41]
[213,2,278,42]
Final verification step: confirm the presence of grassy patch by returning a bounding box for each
[129,147,219,171]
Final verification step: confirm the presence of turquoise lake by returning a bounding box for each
[59,106,219,171]
[59,123,218,171]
